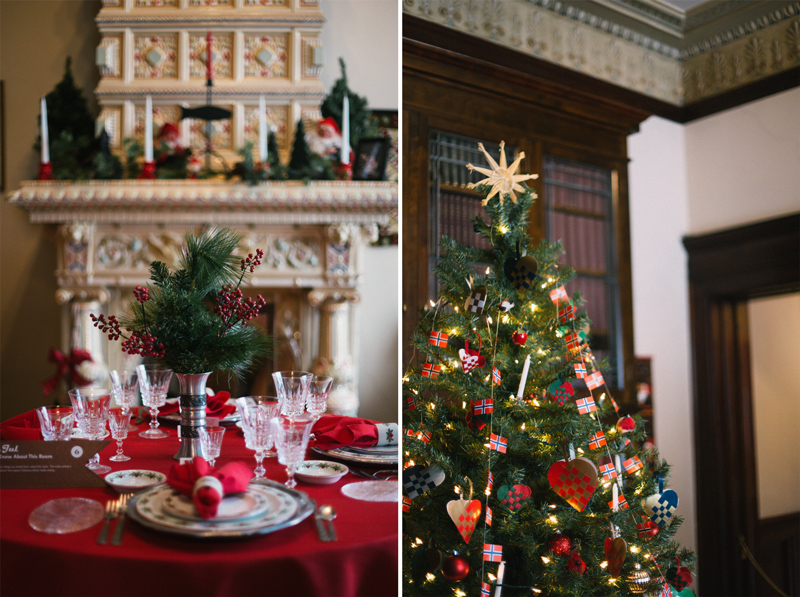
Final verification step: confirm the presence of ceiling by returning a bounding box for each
[661,0,711,10]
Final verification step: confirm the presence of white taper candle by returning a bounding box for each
[40,96,50,163]
[258,95,268,162]
[516,354,531,398]
[341,94,350,165]
[144,95,153,162]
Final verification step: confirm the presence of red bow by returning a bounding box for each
[41,348,93,396]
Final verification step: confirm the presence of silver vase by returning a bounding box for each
[173,372,211,461]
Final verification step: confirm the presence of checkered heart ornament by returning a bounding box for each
[641,474,679,527]
[403,464,446,500]
[547,457,599,512]
[497,484,531,512]
[446,480,481,544]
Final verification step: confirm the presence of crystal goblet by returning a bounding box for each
[197,425,226,467]
[307,376,334,422]
[68,388,112,475]
[237,396,281,457]
[236,399,281,479]
[136,366,172,439]
[271,371,311,421]
[271,414,314,488]
[35,406,74,441]
[107,408,132,462]
[109,369,139,431]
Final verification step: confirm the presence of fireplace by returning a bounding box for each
[8,179,397,414]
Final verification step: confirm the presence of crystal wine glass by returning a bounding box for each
[107,408,132,462]
[68,388,112,474]
[271,414,314,488]
[137,365,172,439]
[306,376,334,422]
[197,425,226,467]
[238,396,281,457]
[35,405,74,441]
[109,369,139,431]
[235,399,281,478]
[271,371,311,421]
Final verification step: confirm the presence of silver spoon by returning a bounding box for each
[319,504,337,541]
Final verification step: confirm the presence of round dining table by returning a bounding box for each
[0,412,398,597]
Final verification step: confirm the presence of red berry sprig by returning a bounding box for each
[240,249,264,274]
[133,285,150,304]
[121,331,165,359]
[214,285,266,336]
[90,313,122,341]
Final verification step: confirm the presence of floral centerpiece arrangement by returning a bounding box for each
[92,226,270,458]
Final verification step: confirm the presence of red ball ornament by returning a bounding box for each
[512,330,527,345]
[617,415,636,433]
[441,554,470,581]
[547,534,573,556]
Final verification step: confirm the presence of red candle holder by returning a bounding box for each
[37,162,53,181]
[139,161,156,180]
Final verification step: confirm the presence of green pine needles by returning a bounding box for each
[402,149,694,596]
[92,227,270,376]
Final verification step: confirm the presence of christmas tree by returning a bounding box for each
[402,142,695,596]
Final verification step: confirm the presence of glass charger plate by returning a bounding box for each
[128,480,312,538]
[311,446,398,466]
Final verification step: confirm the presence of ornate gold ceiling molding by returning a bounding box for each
[402,0,799,106]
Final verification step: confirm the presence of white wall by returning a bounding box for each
[628,116,696,553]
[685,87,800,234]
[320,0,399,110]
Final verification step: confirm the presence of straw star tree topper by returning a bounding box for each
[403,141,694,596]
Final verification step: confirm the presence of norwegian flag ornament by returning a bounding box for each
[573,363,587,378]
[422,362,441,379]
[586,371,605,390]
[637,518,659,538]
[485,506,492,526]
[403,464,445,499]
[598,456,618,481]
[447,498,482,544]
[564,332,582,352]
[492,367,501,385]
[429,330,449,348]
[576,397,597,415]
[472,398,493,415]
[558,304,576,324]
[497,484,531,512]
[548,379,574,406]
[588,430,607,450]
[402,496,412,512]
[642,475,679,527]
[465,285,488,315]
[489,433,508,453]
[483,543,503,562]
[623,456,644,474]
[504,245,539,294]
[548,457,598,512]
[608,492,629,510]
[549,285,569,304]
[459,340,486,373]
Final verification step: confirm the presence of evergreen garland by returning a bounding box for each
[402,146,695,596]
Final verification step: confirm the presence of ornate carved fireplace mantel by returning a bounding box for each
[8,179,397,413]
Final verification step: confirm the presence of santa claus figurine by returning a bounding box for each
[307,117,354,171]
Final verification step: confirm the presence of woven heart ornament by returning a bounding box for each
[547,457,598,511]
[402,464,445,500]
[547,379,574,406]
[642,488,679,527]
[497,484,531,512]
[604,536,627,576]
[446,499,481,544]
[504,250,539,294]
[459,340,485,373]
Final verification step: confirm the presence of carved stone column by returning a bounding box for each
[55,287,110,388]
[307,289,360,416]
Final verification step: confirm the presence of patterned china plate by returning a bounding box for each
[311,446,398,466]
[105,469,166,493]
[163,489,269,522]
[128,480,312,538]
[295,460,349,485]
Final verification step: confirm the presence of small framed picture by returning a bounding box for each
[353,137,390,181]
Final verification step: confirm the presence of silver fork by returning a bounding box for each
[97,498,119,545]
[111,494,129,546]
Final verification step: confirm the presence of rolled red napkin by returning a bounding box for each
[166,457,252,519]
[0,411,44,440]
[312,415,398,451]
[159,391,236,419]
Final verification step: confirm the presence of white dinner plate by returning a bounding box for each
[311,445,398,466]
[295,460,349,485]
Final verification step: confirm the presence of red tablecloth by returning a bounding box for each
[0,416,398,597]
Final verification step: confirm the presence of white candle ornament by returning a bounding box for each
[494,561,505,597]
[516,354,531,398]
[258,95,268,162]
[341,94,350,165]
[40,96,50,163]
[144,95,153,162]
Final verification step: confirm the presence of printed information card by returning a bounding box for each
[0,440,111,488]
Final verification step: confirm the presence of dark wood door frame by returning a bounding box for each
[683,213,800,596]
